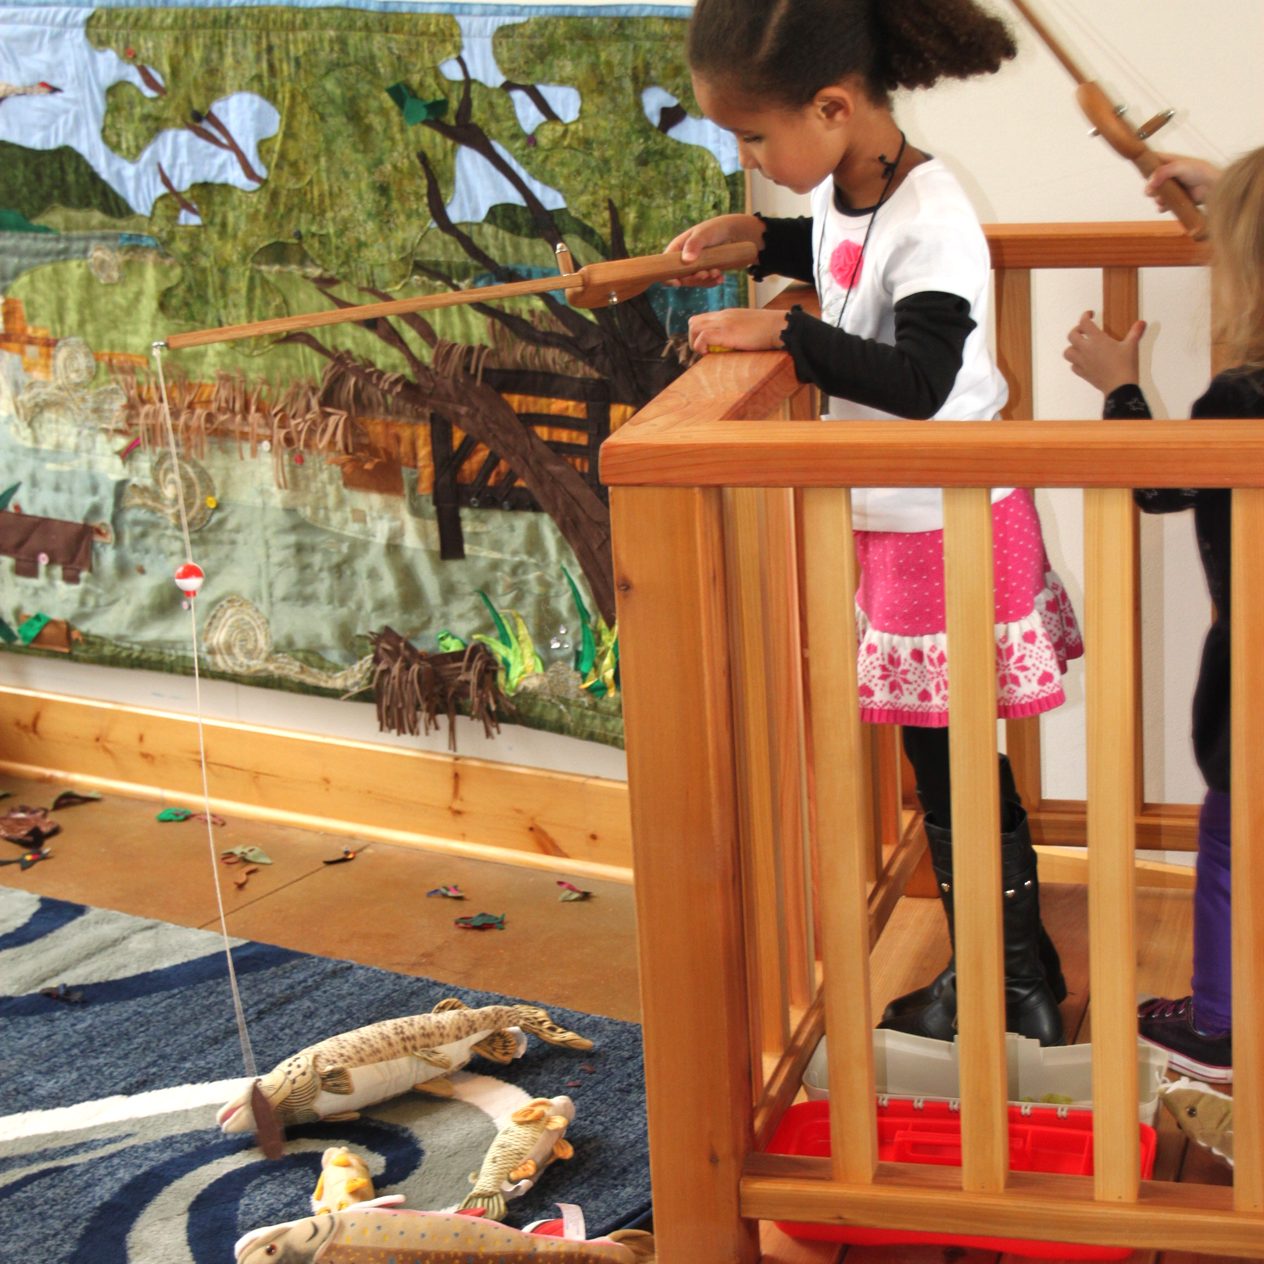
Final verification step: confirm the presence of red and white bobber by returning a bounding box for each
[174,561,205,597]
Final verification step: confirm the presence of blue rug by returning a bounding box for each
[0,889,649,1263]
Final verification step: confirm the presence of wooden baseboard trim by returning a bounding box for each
[0,687,634,881]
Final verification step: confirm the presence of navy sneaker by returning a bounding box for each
[1137,995,1233,1084]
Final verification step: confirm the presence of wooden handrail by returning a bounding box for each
[985,221,1207,269]
[602,416,1264,488]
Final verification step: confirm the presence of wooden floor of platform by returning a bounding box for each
[0,771,1240,1263]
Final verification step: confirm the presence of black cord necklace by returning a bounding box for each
[816,129,908,330]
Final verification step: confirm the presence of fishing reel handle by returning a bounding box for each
[1076,82,1208,239]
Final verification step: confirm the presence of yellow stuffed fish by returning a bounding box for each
[217,999,591,1137]
[311,1146,403,1214]
[459,1095,576,1220]
[1160,1076,1234,1166]
[234,1208,656,1263]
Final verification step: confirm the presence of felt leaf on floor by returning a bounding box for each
[157,807,194,822]
[557,880,592,902]
[428,884,466,899]
[224,845,273,864]
[0,482,20,512]
[51,790,102,810]
[454,912,505,931]
[0,617,16,644]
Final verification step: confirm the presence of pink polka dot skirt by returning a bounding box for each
[853,489,1083,726]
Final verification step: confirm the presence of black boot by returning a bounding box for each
[878,814,958,1041]
[879,809,1065,1046]
[999,809,1064,1046]
[882,756,1065,1022]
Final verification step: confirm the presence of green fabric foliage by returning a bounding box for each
[0,142,133,222]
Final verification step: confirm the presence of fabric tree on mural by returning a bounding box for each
[0,3,741,746]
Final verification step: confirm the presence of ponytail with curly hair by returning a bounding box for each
[688,0,1017,108]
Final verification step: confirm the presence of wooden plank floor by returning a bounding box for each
[0,772,1242,1262]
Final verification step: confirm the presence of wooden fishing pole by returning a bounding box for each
[1009,0,1207,239]
[158,241,758,351]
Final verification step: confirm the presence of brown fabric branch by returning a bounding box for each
[370,630,508,748]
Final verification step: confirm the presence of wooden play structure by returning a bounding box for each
[602,221,1264,1261]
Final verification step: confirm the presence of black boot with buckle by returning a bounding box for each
[881,754,1066,1024]
[879,804,1065,1047]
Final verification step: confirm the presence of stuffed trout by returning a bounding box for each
[235,1208,656,1263]
[459,1095,576,1220]
[218,999,592,1136]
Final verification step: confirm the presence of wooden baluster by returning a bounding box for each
[801,486,878,1181]
[762,486,815,1014]
[1231,487,1264,1210]
[1103,266,1147,831]
[996,264,1044,813]
[868,723,903,876]
[610,485,759,1264]
[1085,486,1141,1201]
[777,386,819,1014]
[942,487,1009,1192]
[724,487,791,1084]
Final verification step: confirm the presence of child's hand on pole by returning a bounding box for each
[1063,309,1147,395]
[1144,154,1221,209]
[664,214,765,287]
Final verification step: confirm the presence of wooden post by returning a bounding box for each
[761,487,815,1013]
[996,266,1044,811]
[1084,487,1140,1201]
[942,487,1009,1192]
[801,487,878,1181]
[1102,266,1147,828]
[610,485,760,1264]
[1231,487,1264,1210]
[725,488,791,1072]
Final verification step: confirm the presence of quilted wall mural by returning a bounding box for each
[0,0,743,748]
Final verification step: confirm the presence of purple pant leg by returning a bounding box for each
[1192,788,1232,1032]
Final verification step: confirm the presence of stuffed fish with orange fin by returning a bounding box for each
[1160,1076,1234,1166]
[459,1095,576,1220]
[311,1146,404,1214]
[234,1207,656,1262]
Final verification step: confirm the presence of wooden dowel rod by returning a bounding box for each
[1009,0,1091,84]
[162,272,577,350]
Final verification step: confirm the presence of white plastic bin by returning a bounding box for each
[803,1029,1169,1125]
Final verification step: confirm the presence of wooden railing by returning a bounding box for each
[600,222,1264,1262]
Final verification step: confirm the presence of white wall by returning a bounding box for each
[754,0,1262,803]
[8,0,1260,798]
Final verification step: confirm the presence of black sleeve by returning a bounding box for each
[1113,380,1254,514]
[777,291,975,419]
[1106,384,1196,514]
[749,214,814,284]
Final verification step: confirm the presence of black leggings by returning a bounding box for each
[900,726,1021,831]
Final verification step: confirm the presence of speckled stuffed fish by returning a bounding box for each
[218,999,592,1136]
[234,1208,656,1263]
[1160,1076,1234,1166]
[459,1095,576,1220]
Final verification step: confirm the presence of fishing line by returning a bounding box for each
[1047,0,1229,164]
[151,340,258,1080]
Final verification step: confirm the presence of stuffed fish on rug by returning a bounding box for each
[0,889,649,1264]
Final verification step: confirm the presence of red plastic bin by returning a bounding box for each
[766,1098,1157,1260]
